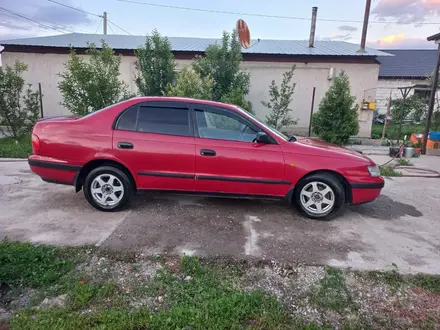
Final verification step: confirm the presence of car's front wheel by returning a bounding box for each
[294,173,345,220]
[83,166,133,211]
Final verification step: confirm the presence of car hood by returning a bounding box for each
[293,137,373,162]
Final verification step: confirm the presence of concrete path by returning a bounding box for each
[0,158,439,275]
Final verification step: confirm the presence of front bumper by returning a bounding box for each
[350,177,384,204]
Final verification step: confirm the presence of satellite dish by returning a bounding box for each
[236,19,251,49]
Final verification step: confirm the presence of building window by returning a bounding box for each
[414,84,431,103]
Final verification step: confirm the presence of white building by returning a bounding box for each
[376,49,437,115]
[0,33,390,137]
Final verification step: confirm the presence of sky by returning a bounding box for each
[0,0,439,49]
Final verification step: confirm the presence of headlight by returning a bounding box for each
[367,164,380,177]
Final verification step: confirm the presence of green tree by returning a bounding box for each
[312,71,359,145]
[193,30,252,112]
[167,66,213,100]
[0,61,40,138]
[390,97,413,123]
[58,41,132,116]
[262,65,298,130]
[409,95,428,123]
[135,30,176,96]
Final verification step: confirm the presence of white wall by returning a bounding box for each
[2,51,379,137]
[376,78,433,115]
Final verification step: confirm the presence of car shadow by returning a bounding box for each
[350,194,423,220]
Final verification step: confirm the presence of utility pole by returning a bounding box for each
[358,0,372,53]
[103,11,108,35]
[422,43,440,154]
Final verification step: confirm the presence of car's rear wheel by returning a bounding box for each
[294,173,345,220]
[84,166,133,211]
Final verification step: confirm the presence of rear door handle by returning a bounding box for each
[200,149,216,156]
[117,142,134,149]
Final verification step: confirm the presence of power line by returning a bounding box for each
[47,0,102,18]
[48,0,133,35]
[108,20,133,35]
[0,6,72,33]
[108,22,116,34]
[116,0,440,25]
[94,18,102,34]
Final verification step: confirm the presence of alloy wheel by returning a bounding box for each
[299,181,335,215]
[91,174,125,207]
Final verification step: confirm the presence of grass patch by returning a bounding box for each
[367,269,405,293]
[6,248,295,329]
[69,281,121,310]
[371,123,424,140]
[10,308,153,330]
[398,158,413,166]
[310,267,355,313]
[5,242,435,330]
[0,239,84,288]
[143,256,293,329]
[412,274,440,293]
[0,134,32,158]
[380,166,402,177]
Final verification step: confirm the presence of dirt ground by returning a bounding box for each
[0,156,439,275]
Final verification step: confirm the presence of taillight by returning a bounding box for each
[31,134,40,154]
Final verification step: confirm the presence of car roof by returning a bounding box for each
[129,96,237,110]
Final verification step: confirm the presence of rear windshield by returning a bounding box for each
[81,100,129,119]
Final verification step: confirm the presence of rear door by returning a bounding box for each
[192,104,286,196]
[113,100,195,191]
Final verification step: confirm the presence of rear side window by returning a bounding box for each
[137,106,190,136]
[116,106,138,131]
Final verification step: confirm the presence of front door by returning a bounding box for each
[113,101,195,191]
[192,104,286,197]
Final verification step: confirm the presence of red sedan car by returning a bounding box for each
[28,97,384,220]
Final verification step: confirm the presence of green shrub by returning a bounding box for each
[135,29,176,96]
[262,65,298,130]
[312,71,359,145]
[167,66,213,100]
[0,61,40,138]
[58,41,132,116]
[193,30,252,112]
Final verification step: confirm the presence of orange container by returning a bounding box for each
[410,133,421,145]
[427,139,440,149]
[410,133,440,149]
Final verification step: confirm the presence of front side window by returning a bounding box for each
[195,109,258,142]
[137,106,190,136]
[235,106,289,142]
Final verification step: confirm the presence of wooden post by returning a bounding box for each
[38,83,44,118]
[422,43,440,154]
[308,87,316,137]
[382,90,392,139]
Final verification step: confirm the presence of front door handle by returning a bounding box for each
[117,142,134,149]
[200,149,216,156]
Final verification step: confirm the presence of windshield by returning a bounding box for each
[235,106,290,141]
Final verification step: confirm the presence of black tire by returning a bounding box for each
[83,166,133,212]
[293,172,346,221]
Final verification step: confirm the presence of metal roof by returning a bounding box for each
[377,49,437,79]
[0,33,391,57]
[427,32,440,41]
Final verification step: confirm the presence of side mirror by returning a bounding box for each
[254,132,271,144]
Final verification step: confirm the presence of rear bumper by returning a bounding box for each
[350,178,384,204]
[28,156,81,186]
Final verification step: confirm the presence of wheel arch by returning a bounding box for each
[286,169,352,204]
[74,159,137,193]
